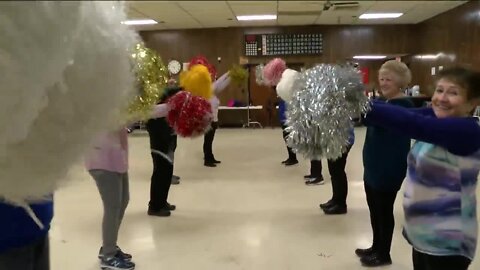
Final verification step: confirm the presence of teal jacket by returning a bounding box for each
[362,97,413,191]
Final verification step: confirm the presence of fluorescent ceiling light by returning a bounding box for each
[121,19,158,25]
[237,15,277,21]
[359,13,403,19]
[353,55,387,60]
[415,54,437,59]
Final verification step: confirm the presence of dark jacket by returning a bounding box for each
[146,86,181,152]
[0,199,53,254]
[146,117,174,153]
[278,100,287,124]
[362,97,413,191]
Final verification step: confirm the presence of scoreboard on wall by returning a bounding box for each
[244,33,323,56]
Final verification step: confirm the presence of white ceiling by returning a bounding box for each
[126,1,467,31]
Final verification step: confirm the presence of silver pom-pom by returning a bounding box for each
[255,64,265,85]
[285,64,368,160]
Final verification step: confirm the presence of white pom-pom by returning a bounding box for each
[276,69,299,101]
[0,1,139,202]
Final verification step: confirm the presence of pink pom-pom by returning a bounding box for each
[166,91,213,138]
[263,58,287,86]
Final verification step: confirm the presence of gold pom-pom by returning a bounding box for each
[127,43,168,121]
[229,65,248,86]
[179,64,213,99]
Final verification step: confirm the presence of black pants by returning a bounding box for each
[312,145,351,206]
[147,117,174,210]
[170,133,177,152]
[168,134,177,165]
[281,124,297,161]
[412,249,471,270]
[149,151,173,210]
[0,235,49,270]
[364,183,398,258]
[203,121,218,161]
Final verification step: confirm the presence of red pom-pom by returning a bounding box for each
[189,55,217,81]
[263,58,286,86]
[166,91,213,137]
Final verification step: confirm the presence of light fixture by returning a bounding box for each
[415,54,437,59]
[121,19,158,25]
[359,13,403,19]
[236,15,277,21]
[414,53,456,61]
[353,55,387,60]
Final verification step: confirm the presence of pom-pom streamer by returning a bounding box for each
[166,91,213,137]
[285,64,369,160]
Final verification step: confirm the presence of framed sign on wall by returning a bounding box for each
[244,33,323,56]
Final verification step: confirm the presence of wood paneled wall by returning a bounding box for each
[140,24,414,107]
[140,1,479,125]
[408,0,480,95]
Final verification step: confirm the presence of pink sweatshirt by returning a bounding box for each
[84,104,169,173]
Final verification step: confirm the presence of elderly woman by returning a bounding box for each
[356,60,414,267]
[364,67,480,270]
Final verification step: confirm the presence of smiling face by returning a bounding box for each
[378,70,403,99]
[431,78,477,118]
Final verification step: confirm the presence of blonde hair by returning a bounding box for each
[379,60,412,88]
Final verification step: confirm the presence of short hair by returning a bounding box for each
[378,60,412,89]
[436,67,480,100]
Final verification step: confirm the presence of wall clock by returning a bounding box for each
[167,60,182,75]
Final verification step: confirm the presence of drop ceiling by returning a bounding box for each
[126,1,467,31]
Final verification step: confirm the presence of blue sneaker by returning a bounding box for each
[98,247,132,262]
[100,257,135,270]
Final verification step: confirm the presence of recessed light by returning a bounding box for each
[236,15,277,21]
[121,19,158,25]
[353,55,387,60]
[359,13,403,19]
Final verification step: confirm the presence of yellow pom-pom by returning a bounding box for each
[127,43,168,121]
[179,64,213,99]
[229,65,248,86]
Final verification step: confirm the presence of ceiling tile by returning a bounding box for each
[124,1,469,30]
[126,8,146,19]
[278,15,318,25]
[228,1,277,15]
[278,1,324,12]
[178,1,231,14]
[366,1,419,13]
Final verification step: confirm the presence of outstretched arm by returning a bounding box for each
[365,101,480,156]
[151,103,169,118]
[213,72,231,95]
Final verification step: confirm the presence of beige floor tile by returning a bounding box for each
[50,127,480,270]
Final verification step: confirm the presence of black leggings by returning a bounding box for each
[281,124,297,160]
[149,151,173,210]
[412,249,471,270]
[365,183,398,257]
[313,145,351,206]
[203,122,218,160]
[0,235,49,270]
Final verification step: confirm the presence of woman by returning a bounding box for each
[278,96,298,166]
[86,128,136,270]
[314,127,355,215]
[86,104,168,269]
[357,60,414,267]
[204,72,231,167]
[364,67,480,270]
[147,89,182,217]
